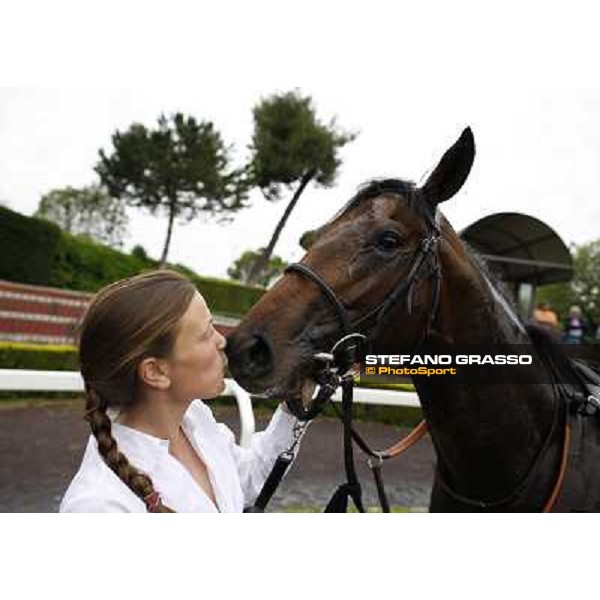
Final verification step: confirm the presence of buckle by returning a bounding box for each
[588,394,600,410]
[421,235,438,253]
[367,454,384,470]
[577,393,600,416]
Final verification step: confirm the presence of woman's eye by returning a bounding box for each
[376,231,403,252]
[200,322,215,341]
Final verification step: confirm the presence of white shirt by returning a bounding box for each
[60,400,301,513]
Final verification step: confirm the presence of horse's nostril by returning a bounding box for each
[248,334,272,373]
[227,330,274,383]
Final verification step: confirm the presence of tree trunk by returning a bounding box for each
[160,202,176,268]
[247,169,316,286]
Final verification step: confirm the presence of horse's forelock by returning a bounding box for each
[314,178,426,242]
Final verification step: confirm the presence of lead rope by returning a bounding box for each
[244,419,309,513]
[329,398,430,512]
[276,228,442,513]
[325,376,365,512]
[244,364,431,513]
[369,457,391,513]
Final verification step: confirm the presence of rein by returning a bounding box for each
[434,377,568,511]
[270,218,443,512]
[244,218,442,512]
[285,229,443,345]
[246,201,578,512]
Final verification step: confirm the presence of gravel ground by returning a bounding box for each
[0,400,435,512]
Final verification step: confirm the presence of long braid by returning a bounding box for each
[84,387,174,513]
[75,270,197,512]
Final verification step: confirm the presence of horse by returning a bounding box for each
[226,128,600,511]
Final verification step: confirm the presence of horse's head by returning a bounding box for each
[226,128,476,406]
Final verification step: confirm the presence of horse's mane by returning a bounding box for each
[525,323,572,369]
[462,248,595,393]
[323,179,523,337]
[464,244,520,315]
[524,323,600,398]
[321,179,582,366]
[469,247,595,387]
[354,179,417,203]
[355,178,441,223]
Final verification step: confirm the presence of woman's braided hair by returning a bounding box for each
[79,270,197,512]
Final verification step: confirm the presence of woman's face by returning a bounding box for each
[167,292,228,401]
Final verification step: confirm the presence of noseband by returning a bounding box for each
[259,210,444,512]
[281,209,442,424]
[254,198,574,513]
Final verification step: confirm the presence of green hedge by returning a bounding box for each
[49,232,152,291]
[0,342,78,370]
[0,205,264,315]
[0,206,64,286]
[188,274,264,317]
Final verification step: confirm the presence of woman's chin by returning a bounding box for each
[200,378,226,400]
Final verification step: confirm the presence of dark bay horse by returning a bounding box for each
[226,128,600,511]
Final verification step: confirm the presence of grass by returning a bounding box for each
[357,380,415,392]
[279,505,427,513]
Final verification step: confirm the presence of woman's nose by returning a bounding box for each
[216,330,227,351]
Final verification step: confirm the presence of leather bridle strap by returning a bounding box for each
[330,402,429,461]
[284,229,441,511]
[282,214,573,512]
[285,230,442,344]
[378,420,429,459]
[328,399,429,513]
[285,262,352,335]
[543,423,571,512]
[324,377,366,513]
[352,233,441,336]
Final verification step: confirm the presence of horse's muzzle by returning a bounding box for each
[225,329,274,390]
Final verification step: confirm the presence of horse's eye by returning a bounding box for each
[376,231,403,252]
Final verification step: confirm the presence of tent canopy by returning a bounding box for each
[460,213,573,285]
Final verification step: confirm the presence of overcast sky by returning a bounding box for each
[2,1,599,279]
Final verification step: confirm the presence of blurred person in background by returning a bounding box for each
[533,301,559,334]
[563,305,588,345]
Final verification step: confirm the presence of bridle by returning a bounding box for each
[251,200,443,513]
[281,214,443,422]
[285,221,443,347]
[262,194,572,513]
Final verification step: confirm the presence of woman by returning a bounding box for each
[60,270,302,512]
[532,301,559,332]
[563,305,588,344]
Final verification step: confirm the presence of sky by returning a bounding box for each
[1,1,599,280]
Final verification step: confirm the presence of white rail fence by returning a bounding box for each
[0,369,420,448]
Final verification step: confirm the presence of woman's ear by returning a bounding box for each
[137,357,171,391]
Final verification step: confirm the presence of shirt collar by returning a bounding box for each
[110,420,171,473]
[108,402,203,472]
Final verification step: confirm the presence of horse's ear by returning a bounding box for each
[418,127,475,206]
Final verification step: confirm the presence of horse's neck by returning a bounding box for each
[412,246,556,499]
